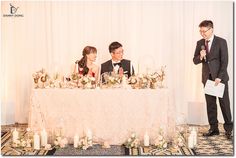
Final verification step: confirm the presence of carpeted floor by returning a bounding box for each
[1,123,233,156]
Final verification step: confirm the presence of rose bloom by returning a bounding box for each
[158,135,163,141]
[163,142,167,148]
[82,146,88,150]
[45,144,51,150]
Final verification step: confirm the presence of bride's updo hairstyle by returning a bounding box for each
[76,46,97,75]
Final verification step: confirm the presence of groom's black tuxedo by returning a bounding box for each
[101,59,134,78]
[193,35,232,132]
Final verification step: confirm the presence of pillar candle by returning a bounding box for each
[40,129,48,147]
[34,132,40,150]
[74,134,79,148]
[191,129,197,146]
[12,128,19,143]
[87,129,92,140]
[144,132,150,146]
[188,134,194,149]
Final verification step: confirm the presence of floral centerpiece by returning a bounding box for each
[128,74,149,89]
[123,133,140,148]
[32,68,50,88]
[78,75,96,89]
[77,135,93,150]
[102,72,122,88]
[128,66,166,89]
[154,128,168,150]
[172,131,186,149]
[147,72,159,89]
[54,136,68,148]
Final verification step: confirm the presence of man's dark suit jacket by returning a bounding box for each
[193,35,229,85]
[101,59,134,78]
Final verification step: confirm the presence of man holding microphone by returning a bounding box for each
[193,20,233,139]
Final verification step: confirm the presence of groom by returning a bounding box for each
[101,41,134,82]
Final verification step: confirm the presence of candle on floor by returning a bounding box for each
[74,134,79,148]
[144,132,150,146]
[40,128,48,147]
[87,129,92,140]
[191,128,197,146]
[34,132,40,150]
[188,134,194,149]
[12,128,19,143]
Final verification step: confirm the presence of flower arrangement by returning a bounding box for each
[128,74,149,89]
[78,75,96,89]
[102,72,122,88]
[123,133,140,148]
[154,128,168,150]
[128,66,166,89]
[54,136,68,148]
[77,136,93,150]
[156,66,166,88]
[174,132,185,148]
[32,68,50,88]
[12,138,31,148]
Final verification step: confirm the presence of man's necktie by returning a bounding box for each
[205,40,210,54]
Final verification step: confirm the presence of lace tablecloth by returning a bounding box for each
[28,88,176,145]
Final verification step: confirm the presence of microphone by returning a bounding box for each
[201,45,206,62]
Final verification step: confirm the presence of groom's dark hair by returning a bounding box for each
[109,41,122,53]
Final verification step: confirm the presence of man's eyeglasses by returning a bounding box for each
[199,27,211,34]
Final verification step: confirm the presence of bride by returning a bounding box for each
[74,46,99,83]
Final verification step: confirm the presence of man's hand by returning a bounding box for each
[200,50,206,61]
[215,78,221,86]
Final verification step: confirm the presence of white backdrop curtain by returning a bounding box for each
[1,1,233,125]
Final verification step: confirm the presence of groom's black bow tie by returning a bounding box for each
[113,62,121,67]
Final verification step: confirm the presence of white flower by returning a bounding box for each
[163,142,167,148]
[57,137,62,142]
[82,146,88,150]
[158,135,163,141]
[103,141,111,148]
[21,140,26,147]
[90,77,95,81]
[128,138,131,142]
[83,77,89,83]
[131,133,136,138]
[45,144,51,150]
